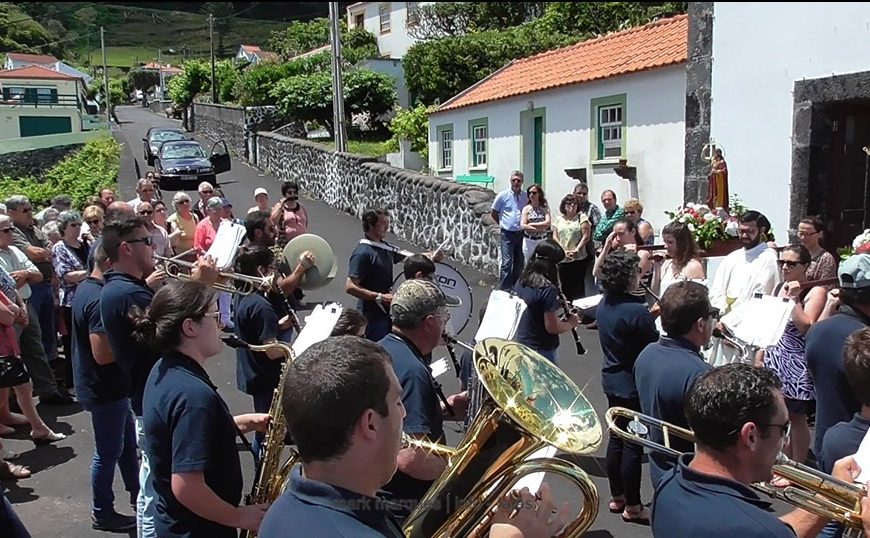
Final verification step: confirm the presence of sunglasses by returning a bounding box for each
[69,222,81,227]
[201,190,214,195]
[138,210,154,216]
[178,200,190,205]
[727,420,791,440]
[86,219,101,225]
[777,260,805,268]
[706,307,721,320]
[126,236,153,247]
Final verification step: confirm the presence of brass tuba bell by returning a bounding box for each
[402,338,602,538]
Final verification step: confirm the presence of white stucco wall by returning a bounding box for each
[347,2,426,59]
[360,58,409,108]
[428,64,686,238]
[711,2,870,241]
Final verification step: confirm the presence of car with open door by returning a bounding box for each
[153,140,231,190]
[143,127,189,165]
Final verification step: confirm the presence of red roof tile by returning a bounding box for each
[240,45,262,52]
[0,65,80,81]
[6,52,58,64]
[436,15,688,113]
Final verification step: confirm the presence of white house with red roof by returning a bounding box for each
[427,15,688,237]
[235,45,278,65]
[0,64,100,139]
[4,52,93,87]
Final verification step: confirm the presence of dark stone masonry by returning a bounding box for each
[256,132,500,276]
[0,144,84,179]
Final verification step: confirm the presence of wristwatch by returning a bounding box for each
[375,293,383,304]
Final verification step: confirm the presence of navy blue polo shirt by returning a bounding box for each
[595,292,659,399]
[71,277,128,404]
[259,465,404,538]
[513,283,561,352]
[100,270,157,416]
[652,454,795,537]
[806,307,868,457]
[634,336,712,487]
[378,332,444,517]
[820,413,870,474]
[141,351,242,538]
[348,242,403,321]
[233,292,281,395]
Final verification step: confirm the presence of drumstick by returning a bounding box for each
[433,237,450,258]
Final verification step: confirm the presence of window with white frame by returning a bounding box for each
[406,2,420,27]
[598,104,623,159]
[379,3,391,34]
[472,123,487,167]
[440,129,453,168]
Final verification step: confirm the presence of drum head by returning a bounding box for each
[393,262,473,334]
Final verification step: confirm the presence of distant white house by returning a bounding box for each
[236,45,279,65]
[704,2,870,249]
[4,53,93,87]
[428,15,688,237]
[345,2,428,60]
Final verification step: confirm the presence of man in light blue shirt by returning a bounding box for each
[490,170,529,290]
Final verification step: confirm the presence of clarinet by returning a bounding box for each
[559,292,587,356]
[268,257,303,334]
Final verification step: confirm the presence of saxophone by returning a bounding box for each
[223,336,298,538]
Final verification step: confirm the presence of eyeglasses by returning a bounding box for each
[20,208,31,213]
[69,222,81,228]
[126,236,153,247]
[431,310,451,321]
[727,419,792,441]
[529,191,540,195]
[705,307,721,320]
[201,190,214,195]
[138,210,154,215]
[625,210,637,215]
[202,311,221,323]
[797,231,819,238]
[177,200,190,205]
[0,228,12,233]
[777,260,804,268]
[86,219,101,225]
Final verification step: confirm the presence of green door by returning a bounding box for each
[533,116,543,186]
[18,116,72,137]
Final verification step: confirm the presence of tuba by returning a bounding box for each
[402,338,602,538]
[222,336,296,538]
[606,407,867,535]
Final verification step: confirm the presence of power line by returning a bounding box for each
[5,29,101,54]
[216,2,264,21]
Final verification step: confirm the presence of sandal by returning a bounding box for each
[0,461,30,480]
[622,506,650,525]
[32,431,66,445]
[0,447,20,460]
[608,498,626,513]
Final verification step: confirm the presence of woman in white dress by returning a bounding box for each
[520,185,551,264]
[651,221,706,329]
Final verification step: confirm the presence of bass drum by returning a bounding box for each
[393,262,473,334]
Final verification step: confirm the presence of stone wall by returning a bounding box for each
[148,99,170,115]
[683,2,714,203]
[256,132,500,276]
[192,103,281,160]
[0,144,83,179]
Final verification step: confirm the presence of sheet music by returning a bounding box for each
[474,290,527,341]
[291,302,343,355]
[572,294,603,311]
[429,357,450,379]
[720,294,794,348]
[854,428,870,484]
[206,220,247,270]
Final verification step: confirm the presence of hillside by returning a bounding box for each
[5,2,331,69]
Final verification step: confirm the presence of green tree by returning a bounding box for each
[106,78,128,123]
[268,18,331,59]
[168,59,212,129]
[271,68,396,137]
[387,103,438,161]
[408,2,546,40]
[214,58,241,103]
[128,69,160,93]
[201,2,235,57]
[538,2,686,36]
[234,61,292,106]
[0,4,61,57]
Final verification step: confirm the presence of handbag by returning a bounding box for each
[0,355,28,388]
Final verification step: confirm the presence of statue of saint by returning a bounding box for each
[706,148,729,211]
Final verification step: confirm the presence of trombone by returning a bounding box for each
[605,407,867,533]
[153,254,274,295]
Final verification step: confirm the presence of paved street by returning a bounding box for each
[6,105,659,537]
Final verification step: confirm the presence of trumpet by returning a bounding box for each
[154,254,274,295]
[605,407,867,533]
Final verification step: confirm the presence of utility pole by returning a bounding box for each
[328,2,347,152]
[101,26,110,130]
[209,14,218,103]
[158,48,164,100]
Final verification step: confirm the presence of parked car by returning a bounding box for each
[153,140,231,190]
[143,128,189,166]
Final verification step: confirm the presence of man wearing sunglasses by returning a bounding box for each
[652,363,861,537]
[634,281,714,488]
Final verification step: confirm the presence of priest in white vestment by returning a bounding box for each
[706,211,781,366]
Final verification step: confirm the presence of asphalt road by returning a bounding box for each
[7,105,656,537]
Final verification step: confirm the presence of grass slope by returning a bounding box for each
[72,3,288,68]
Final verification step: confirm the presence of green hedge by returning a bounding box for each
[0,136,120,209]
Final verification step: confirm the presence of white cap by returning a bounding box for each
[254,188,268,197]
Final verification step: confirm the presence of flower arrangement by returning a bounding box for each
[664,203,738,250]
[838,229,870,260]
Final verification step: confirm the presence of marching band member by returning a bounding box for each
[329,308,368,337]
[652,363,859,538]
[402,253,436,281]
[259,336,568,538]
[377,279,461,521]
[132,280,269,537]
[595,249,658,524]
[346,209,442,342]
[706,210,780,366]
[231,246,289,460]
[634,281,713,488]
[512,239,581,364]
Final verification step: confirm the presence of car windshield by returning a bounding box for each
[161,144,205,159]
[151,131,186,143]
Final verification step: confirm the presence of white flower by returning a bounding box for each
[725,220,739,236]
[688,223,696,232]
